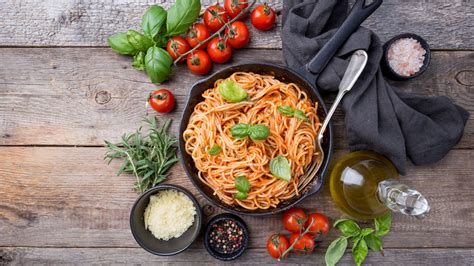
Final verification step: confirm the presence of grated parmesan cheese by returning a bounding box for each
[144,189,196,241]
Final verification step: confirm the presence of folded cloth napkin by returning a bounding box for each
[282,0,469,174]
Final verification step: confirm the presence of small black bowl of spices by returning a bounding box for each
[204,213,249,261]
[381,33,431,81]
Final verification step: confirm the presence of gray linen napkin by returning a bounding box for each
[282,0,469,174]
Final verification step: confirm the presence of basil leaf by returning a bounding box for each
[365,232,383,252]
[325,236,348,266]
[127,30,154,52]
[132,51,145,71]
[142,5,167,39]
[249,124,270,141]
[231,123,250,139]
[375,212,392,236]
[107,32,137,55]
[278,105,294,117]
[166,0,201,36]
[334,219,361,237]
[218,80,248,103]
[360,228,375,237]
[145,46,173,84]
[270,156,291,182]
[208,145,222,156]
[352,238,368,266]
[294,109,309,121]
[235,176,250,193]
[234,191,248,200]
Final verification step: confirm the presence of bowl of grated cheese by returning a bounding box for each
[130,184,202,256]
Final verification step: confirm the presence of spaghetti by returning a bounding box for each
[183,72,321,210]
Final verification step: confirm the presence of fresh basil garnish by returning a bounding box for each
[334,219,361,237]
[269,156,291,182]
[145,46,173,84]
[325,236,348,266]
[234,191,248,200]
[132,51,146,71]
[277,105,308,122]
[166,0,201,36]
[249,124,270,141]
[126,30,153,52]
[231,123,251,139]
[107,32,137,55]
[208,145,222,156]
[235,176,250,193]
[141,5,167,39]
[374,212,392,236]
[352,238,368,266]
[294,109,309,122]
[365,232,383,252]
[218,80,248,103]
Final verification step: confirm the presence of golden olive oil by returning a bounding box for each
[329,151,399,220]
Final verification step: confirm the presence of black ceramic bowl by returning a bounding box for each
[382,33,431,81]
[204,213,250,261]
[178,63,333,217]
[130,184,202,256]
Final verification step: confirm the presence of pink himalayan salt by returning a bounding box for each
[387,38,426,77]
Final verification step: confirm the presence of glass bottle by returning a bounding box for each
[329,151,430,220]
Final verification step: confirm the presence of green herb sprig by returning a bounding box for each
[104,117,179,192]
[325,213,392,266]
[278,105,309,122]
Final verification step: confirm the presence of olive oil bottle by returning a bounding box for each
[329,151,430,220]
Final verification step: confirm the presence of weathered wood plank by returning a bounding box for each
[1,147,473,248]
[2,247,474,265]
[0,48,472,149]
[0,0,472,49]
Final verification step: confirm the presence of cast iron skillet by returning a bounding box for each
[179,0,383,216]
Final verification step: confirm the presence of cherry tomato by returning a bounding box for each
[282,207,307,233]
[204,5,229,32]
[250,3,276,31]
[225,21,250,49]
[187,50,212,75]
[305,212,330,236]
[186,23,211,49]
[166,36,190,62]
[224,0,249,20]
[289,233,315,254]
[148,89,175,113]
[267,234,290,260]
[207,37,232,63]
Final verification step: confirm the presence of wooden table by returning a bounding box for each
[1,1,473,265]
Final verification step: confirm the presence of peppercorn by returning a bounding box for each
[208,219,245,254]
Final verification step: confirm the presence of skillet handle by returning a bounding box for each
[306,0,382,75]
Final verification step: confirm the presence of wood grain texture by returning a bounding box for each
[1,247,474,265]
[0,48,472,149]
[0,0,472,49]
[1,147,473,248]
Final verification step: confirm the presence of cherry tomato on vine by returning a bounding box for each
[187,50,212,75]
[186,23,211,49]
[305,212,330,236]
[204,5,229,32]
[289,233,315,254]
[225,21,250,48]
[266,234,290,260]
[207,37,232,63]
[166,36,190,62]
[224,0,249,19]
[250,3,276,31]
[148,89,175,113]
[282,207,307,233]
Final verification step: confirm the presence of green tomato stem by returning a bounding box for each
[278,218,315,261]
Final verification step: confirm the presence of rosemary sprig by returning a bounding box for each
[104,117,179,192]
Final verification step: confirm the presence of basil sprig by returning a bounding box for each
[231,123,269,141]
[107,0,201,84]
[208,145,222,156]
[234,176,251,200]
[277,105,309,122]
[325,213,392,266]
[219,80,248,103]
[269,155,291,182]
